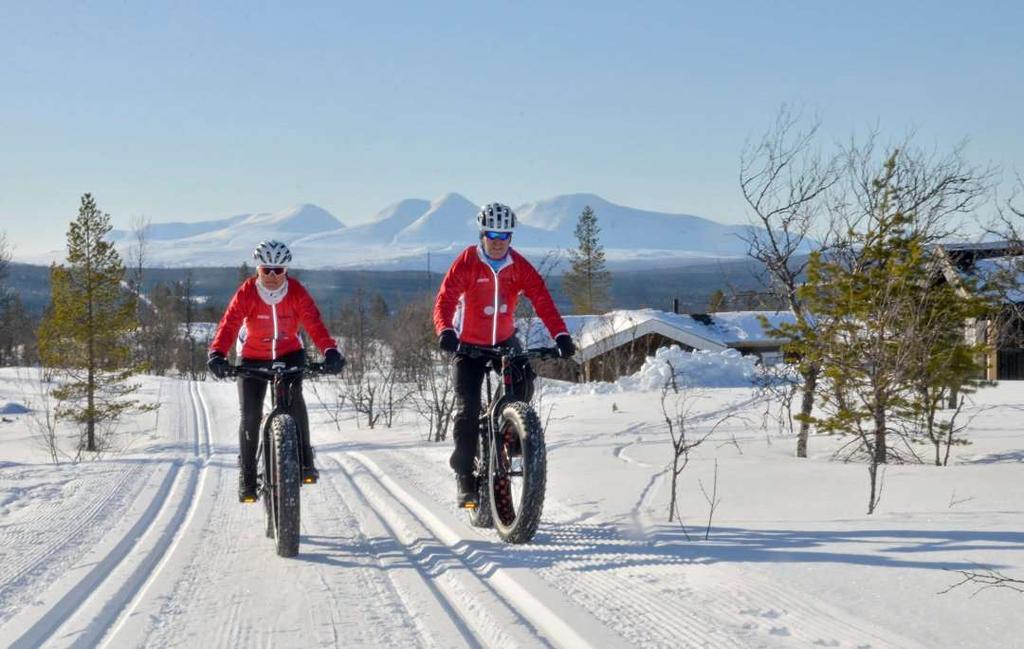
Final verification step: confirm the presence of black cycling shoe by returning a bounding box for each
[301,464,319,484]
[238,471,257,503]
[456,474,477,509]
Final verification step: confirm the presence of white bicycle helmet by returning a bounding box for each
[476,203,517,233]
[253,240,292,266]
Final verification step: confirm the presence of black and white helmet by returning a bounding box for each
[253,240,292,266]
[476,203,516,233]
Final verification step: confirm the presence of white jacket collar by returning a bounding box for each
[476,245,515,272]
[256,277,289,305]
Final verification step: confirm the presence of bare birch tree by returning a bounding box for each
[20,367,68,464]
[659,362,727,529]
[740,107,841,458]
[126,215,150,293]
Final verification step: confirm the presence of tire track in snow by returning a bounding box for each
[327,453,533,649]
[0,461,147,617]
[526,527,746,649]
[129,385,427,649]
[361,447,736,648]
[1,381,209,648]
[92,380,217,648]
[331,450,629,649]
[2,460,184,649]
[358,446,898,649]
[318,454,474,649]
[296,470,437,649]
[136,458,247,649]
[514,483,913,648]
[191,380,214,460]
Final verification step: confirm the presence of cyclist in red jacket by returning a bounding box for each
[208,240,345,503]
[434,203,576,506]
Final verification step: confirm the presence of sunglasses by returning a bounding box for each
[258,265,287,276]
[483,231,512,241]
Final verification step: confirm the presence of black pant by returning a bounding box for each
[237,350,313,474]
[449,337,534,475]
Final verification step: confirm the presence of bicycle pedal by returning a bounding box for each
[302,476,317,484]
[460,501,477,510]
[241,496,258,504]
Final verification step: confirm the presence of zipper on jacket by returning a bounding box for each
[488,265,500,345]
[271,303,278,359]
[475,246,514,346]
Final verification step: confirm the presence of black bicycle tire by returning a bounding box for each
[270,414,302,557]
[490,401,546,544]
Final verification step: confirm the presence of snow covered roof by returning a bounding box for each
[936,240,1019,255]
[974,257,1024,303]
[519,309,794,363]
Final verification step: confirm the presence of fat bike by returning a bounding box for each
[228,362,325,557]
[457,343,560,544]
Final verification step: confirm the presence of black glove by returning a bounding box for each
[438,329,459,353]
[207,353,230,379]
[555,334,576,359]
[323,348,346,374]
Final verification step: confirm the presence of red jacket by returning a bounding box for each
[209,277,337,361]
[434,245,568,346]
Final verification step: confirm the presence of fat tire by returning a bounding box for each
[270,414,302,557]
[490,401,545,544]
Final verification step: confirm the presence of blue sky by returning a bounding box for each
[1,1,1022,255]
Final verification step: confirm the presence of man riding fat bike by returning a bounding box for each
[433,202,576,507]
[207,240,345,503]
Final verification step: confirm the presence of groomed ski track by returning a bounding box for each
[0,378,924,648]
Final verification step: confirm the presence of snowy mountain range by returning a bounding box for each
[90,193,767,270]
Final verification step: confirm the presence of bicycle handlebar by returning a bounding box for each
[455,343,563,361]
[225,362,330,380]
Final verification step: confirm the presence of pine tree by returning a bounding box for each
[0,231,14,364]
[905,263,991,465]
[0,231,9,295]
[783,153,991,512]
[562,205,611,314]
[37,194,149,452]
[707,289,726,313]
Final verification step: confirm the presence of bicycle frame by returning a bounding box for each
[230,361,324,496]
[458,344,559,474]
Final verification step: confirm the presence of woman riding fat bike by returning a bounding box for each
[207,240,345,503]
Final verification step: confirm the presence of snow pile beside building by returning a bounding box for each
[623,346,759,390]
[544,345,759,395]
[0,402,30,415]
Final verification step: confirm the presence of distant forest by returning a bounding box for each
[8,257,785,320]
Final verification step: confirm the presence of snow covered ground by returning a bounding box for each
[0,361,1021,648]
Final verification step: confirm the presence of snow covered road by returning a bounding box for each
[1,380,625,649]
[1,372,1021,648]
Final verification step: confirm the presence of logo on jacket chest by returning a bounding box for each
[483,304,509,315]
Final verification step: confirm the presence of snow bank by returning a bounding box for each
[625,346,759,390]
[0,402,29,415]
[544,346,759,395]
